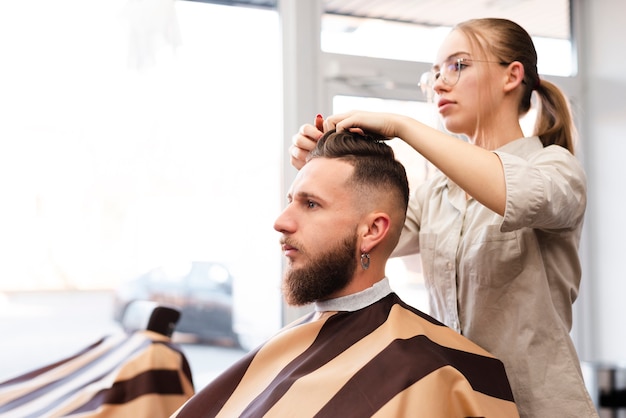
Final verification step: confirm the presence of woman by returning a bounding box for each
[290,18,597,417]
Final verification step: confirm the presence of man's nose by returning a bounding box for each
[273,206,294,233]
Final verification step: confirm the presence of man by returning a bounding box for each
[172,130,519,417]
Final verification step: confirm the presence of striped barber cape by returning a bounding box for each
[0,330,194,418]
[172,293,519,417]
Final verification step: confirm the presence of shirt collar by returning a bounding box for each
[314,277,392,312]
[495,136,542,155]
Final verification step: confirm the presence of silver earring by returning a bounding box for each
[360,253,370,270]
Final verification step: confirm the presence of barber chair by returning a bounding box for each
[0,301,194,418]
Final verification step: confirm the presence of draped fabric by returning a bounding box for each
[173,293,519,417]
[0,330,194,418]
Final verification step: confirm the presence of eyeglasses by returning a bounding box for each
[419,57,508,99]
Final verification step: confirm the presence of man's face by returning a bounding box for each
[273,158,361,305]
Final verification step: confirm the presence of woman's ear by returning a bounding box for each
[359,212,390,254]
[503,61,525,93]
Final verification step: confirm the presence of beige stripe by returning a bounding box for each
[0,333,128,402]
[388,304,496,357]
[50,343,194,418]
[266,304,498,416]
[6,333,154,417]
[264,305,417,416]
[65,391,193,418]
[215,312,334,418]
[114,338,186,381]
[465,389,519,417]
[373,365,519,417]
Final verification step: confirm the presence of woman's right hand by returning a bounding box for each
[289,114,324,170]
[325,110,401,139]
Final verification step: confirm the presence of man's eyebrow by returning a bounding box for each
[289,191,325,203]
[295,191,318,200]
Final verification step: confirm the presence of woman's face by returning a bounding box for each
[431,29,504,137]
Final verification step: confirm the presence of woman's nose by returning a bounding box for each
[432,76,448,96]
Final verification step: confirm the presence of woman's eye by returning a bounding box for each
[455,61,469,71]
[450,62,462,72]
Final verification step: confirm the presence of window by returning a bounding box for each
[0,0,283,350]
[321,0,574,77]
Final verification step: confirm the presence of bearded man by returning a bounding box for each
[171,130,519,417]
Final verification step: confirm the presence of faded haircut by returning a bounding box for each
[307,129,409,218]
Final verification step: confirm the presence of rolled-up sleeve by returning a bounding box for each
[495,145,587,232]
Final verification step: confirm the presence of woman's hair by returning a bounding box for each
[455,18,578,154]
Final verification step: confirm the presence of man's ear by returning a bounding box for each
[359,212,390,253]
[503,61,525,93]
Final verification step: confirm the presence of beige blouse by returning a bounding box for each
[394,136,598,417]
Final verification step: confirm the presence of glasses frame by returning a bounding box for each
[419,58,509,100]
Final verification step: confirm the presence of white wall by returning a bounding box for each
[583,0,626,362]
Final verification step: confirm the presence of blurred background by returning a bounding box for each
[0,0,625,414]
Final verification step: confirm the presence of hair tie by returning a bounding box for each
[535,77,541,90]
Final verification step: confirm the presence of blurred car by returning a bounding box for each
[113,261,237,345]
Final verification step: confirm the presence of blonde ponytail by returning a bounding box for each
[533,78,577,154]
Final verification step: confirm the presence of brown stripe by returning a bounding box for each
[176,294,513,417]
[175,348,259,417]
[372,367,519,417]
[73,393,192,418]
[160,341,194,386]
[67,369,187,414]
[395,294,446,327]
[176,312,323,416]
[0,335,153,416]
[239,293,399,417]
[0,338,107,386]
[315,335,515,416]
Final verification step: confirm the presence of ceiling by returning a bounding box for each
[191,0,571,40]
[323,0,570,39]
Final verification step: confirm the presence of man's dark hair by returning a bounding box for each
[308,129,409,213]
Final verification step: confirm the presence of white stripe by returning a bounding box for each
[2,333,152,417]
[0,333,128,401]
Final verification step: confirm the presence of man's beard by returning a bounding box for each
[282,232,358,306]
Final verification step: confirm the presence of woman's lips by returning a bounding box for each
[438,98,455,113]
